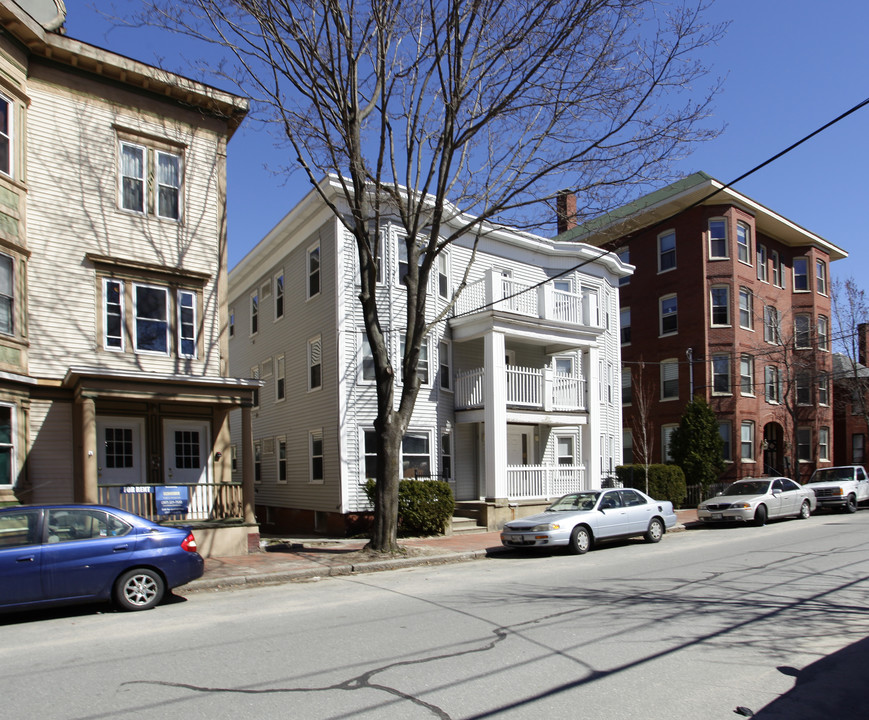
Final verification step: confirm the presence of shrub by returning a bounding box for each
[364,478,455,536]
[616,464,687,508]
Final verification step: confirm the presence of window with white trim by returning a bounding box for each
[177,290,197,358]
[120,141,146,213]
[765,366,781,403]
[818,373,829,406]
[797,427,811,462]
[819,427,830,461]
[719,422,732,461]
[660,295,677,335]
[307,243,320,299]
[0,94,11,177]
[308,336,322,391]
[710,286,730,326]
[134,284,169,355]
[363,429,378,481]
[250,365,260,408]
[660,359,678,400]
[736,222,751,264]
[276,354,286,401]
[103,278,124,350]
[402,431,431,478]
[155,150,182,220]
[796,372,811,405]
[658,231,676,272]
[310,429,324,482]
[119,140,183,220]
[439,340,452,391]
[250,290,258,335]
[756,244,768,282]
[794,314,811,349]
[277,436,287,483]
[738,288,753,329]
[620,307,631,345]
[740,355,754,395]
[401,334,430,385]
[712,354,730,394]
[741,421,754,460]
[437,253,449,299]
[764,305,780,344]
[0,404,15,486]
[818,315,829,351]
[556,435,575,465]
[816,260,827,295]
[440,431,452,480]
[793,257,809,291]
[708,218,727,259]
[771,250,784,288]
[274,271,284,319]
[361,333,376,382]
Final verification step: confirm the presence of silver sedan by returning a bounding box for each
[697,477,816,526]
[500,488,678,555]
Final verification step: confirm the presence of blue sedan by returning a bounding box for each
[0,504,204,612]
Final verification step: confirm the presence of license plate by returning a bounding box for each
[712,513,722,520]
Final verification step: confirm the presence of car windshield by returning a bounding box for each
[811,468,854,482]
[547,492,599,511]
[724,481,770,496]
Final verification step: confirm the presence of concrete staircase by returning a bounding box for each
[449,515,489,535]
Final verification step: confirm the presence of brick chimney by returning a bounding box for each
[859,323,869,366]
[556,190,577,234]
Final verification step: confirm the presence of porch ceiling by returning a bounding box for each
[449,310,600,350]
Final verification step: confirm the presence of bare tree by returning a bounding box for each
[831,277,869,434]
[136,0,723,551]
[629,360,656,494]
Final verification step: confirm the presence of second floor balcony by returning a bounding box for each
[455,365,587,412]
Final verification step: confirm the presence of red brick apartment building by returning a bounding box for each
[556,173,848,484]
[832,325,869,466]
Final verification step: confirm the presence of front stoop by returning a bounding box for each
[449,515,488,535]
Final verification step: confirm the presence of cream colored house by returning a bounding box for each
[228,178,630,535]
[0,0,259,555]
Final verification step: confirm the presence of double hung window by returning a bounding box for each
[757,244,768,281]
[658,231,676,272]
[0,404,14,486]
[712,355,730,394]
[816,260,827,294]
[708,219,727,258]
[710,286,730,326]
[660,295,677,335]
[741,422,754,460]
[736,223,751,263]
[402,432,431,478]
[793,257,809,291]
[740,355,754,395]
[738,288,753,329]
[134,285,169,354]
[308,336,322,391]
[308,244,321,298]
[0,94,11,177]
[660,360,678,400]
[119,140,183,220]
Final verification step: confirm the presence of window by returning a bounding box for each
[719,422,732,461]
[816,260,827,295]
[618,248,630,286]
[276,354,286,401]
[440,431,452,480]
[793,257,809,291]
[818,373,829,406]
[708,219,727,258]
[710,286,730,326]
[134,284,169,354]
[274,271,284,319]
[402,431,431,478]
[308,243,320,298]
[277,437,287,483]
[819,427,830,461]
[622,429,633,465]
[155,150,182,220]
[662,424,677,462]
[771,250,784,288]
[764,305,780,344]
[620,307,631,345]
[796,372,812,405]
[363,429,378,480]
[439,340,452,391]
[797,427,811,462]
[622,367,632,405]
[308,336,322,391]
[250,290,258,335]
[0,94,11,177]
[0,254,10,337]
[818,315,829,351]
[740,355,754,395]
[738,288,753,329]
[661,359,678,400]
[401,334,430,384]
[0,404,14,486]
[177,290,197,358]
[361,333,375,382]
[853,434,865,465]
[606,362,614,404]
[437,253,449,299]
[660,295,677,335]
[712,355,730,394]
[103,278,124,350]
[229,307,235,338]
[794,314,811,349]
[757,244,768,282]
[765,366,780,403]
[120,142,146,213]
[658,231,676,272]
[250,365,260,408]
[254,440,262,483]
[310,430,324,482]
[736,222,751,264]
[557,435,575,465]
[741,421,754,460]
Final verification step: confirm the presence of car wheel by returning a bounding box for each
[114,568,165,611]
[798,500,811,520]
[753,505,767,527]
[568,525,592,555]
[845,494,858,513]
[645,517,665,543]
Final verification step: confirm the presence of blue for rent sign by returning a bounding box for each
[155,486,189,516]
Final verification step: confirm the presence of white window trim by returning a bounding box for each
[439,339,453,392]
[228,306,235,338]
[176,289,197,359]
[659,294,677,337]
[275,353,286,403]
[771,249,784,288]
[250,290,259,336]
[794,314,812,350]
[119,140,147,215]
[274,270,285,321]
[657,230,676,274]
[793,256,810,292]
[740,355,755,397]
[710,285,730,327]
[401,428,432,479]
[361,427,377,483]
[660,359,679,401]
[736,222,751,265]
[818,315,829,351]
[103,278,125,352]
[307,242,321,300]
[707,217,728,259]
[711,354,731,396]
[554,432,577,466]
[132,283,170,356]
[276,435,288,484]
[797,427,812,463]
[741,421,755,461]
[0,93,12,179]
[154,149,183,221]
[437,251,450,300]
[308,335,323,392]
[309,429,324,483]
[819,427,830,462]
[738,288,753,331]
[816,260,828,296]
[360,331,376,385]
[756,244,768,282]
[0,402,16,487]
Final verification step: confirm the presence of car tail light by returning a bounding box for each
[181,532,198,553]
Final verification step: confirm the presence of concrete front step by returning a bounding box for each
[450,516,489,535]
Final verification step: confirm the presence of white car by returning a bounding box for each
[500,488,678,555]
[697,477,816,526]
[803,466,869,513]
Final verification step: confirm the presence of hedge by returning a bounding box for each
[615,464,687,508]
[364,478,455,536]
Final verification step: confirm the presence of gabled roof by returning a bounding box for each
[556,172,847,262]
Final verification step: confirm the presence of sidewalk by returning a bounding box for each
[186,509,699,593]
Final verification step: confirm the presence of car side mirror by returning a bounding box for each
[772,489,781,495]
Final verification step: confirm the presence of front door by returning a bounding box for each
[163,421,211,518]
[96,418,146,508]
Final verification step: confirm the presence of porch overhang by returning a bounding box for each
[456,408,587,425]
[449,311,601,354]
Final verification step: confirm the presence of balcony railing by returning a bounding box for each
[455,365,586,411]
[452,269,601,328]
[97,482,244,523]
[507,464,587,499]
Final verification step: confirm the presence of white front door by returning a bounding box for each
[97,417,146,486]
[163,421,210,485]
[507,425,535,466]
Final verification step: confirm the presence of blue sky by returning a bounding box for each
[70,1,869,278]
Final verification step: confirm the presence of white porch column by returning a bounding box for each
[483,330,508,498]
[586,346,602,487]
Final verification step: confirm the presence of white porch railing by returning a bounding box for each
[452,269,601,328]
[455,365,586,411]
[507,464,587,499]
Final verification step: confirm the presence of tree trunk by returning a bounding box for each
[367,412,404,553]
